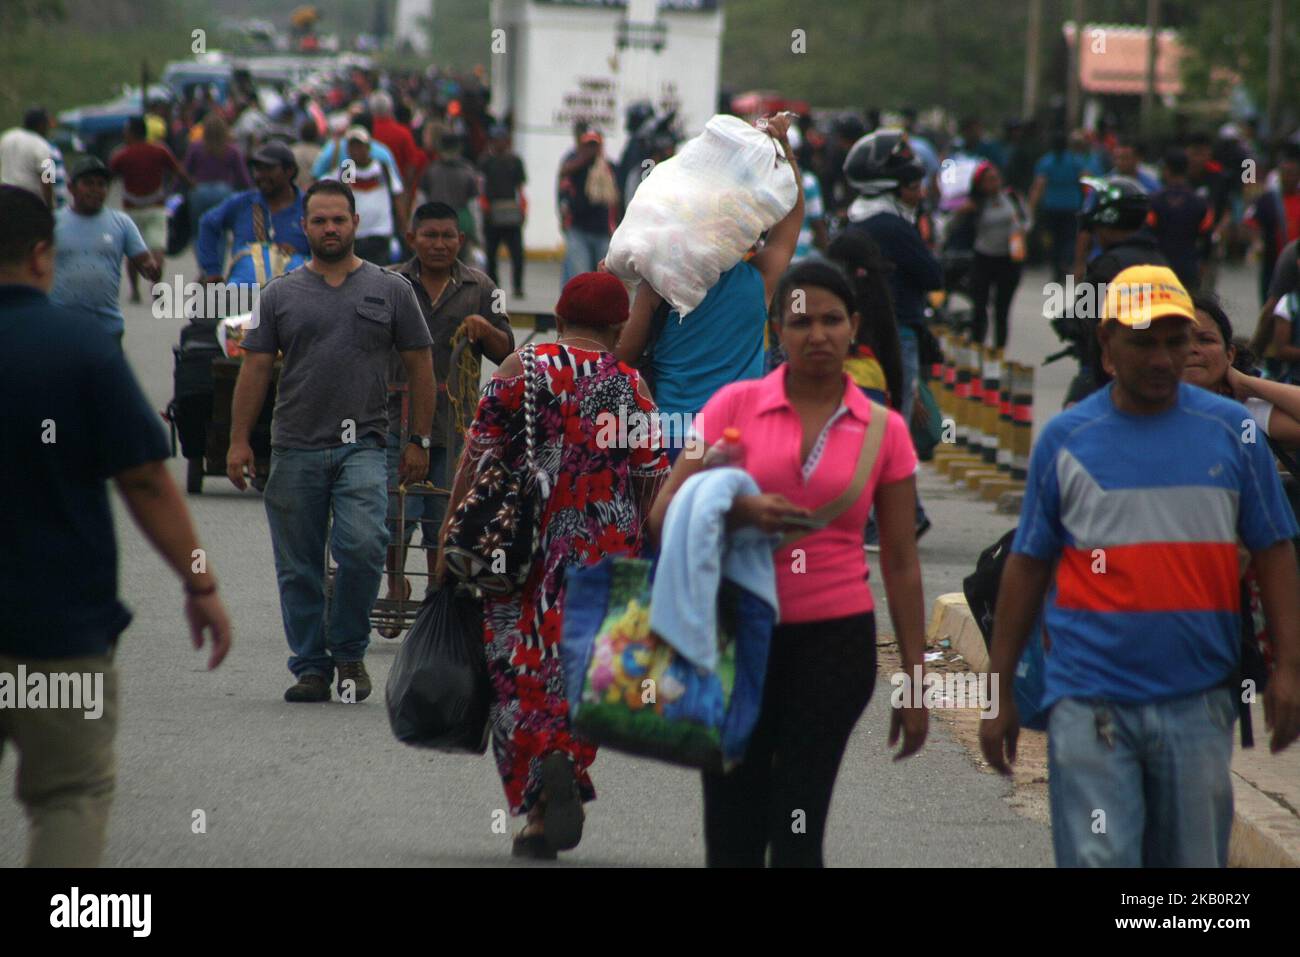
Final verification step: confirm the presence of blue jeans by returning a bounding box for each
[1048,688,1236,867]
[263,437,389,679]
[189,182,232,266]
[897,326,928,527]
[562,228,611,284]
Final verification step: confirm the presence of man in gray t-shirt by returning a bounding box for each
[227,179,435,704]
[243,261,430,449]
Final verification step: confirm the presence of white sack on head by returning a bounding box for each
[605,114,798,316]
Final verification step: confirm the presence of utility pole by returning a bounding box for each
[1267,0,1283,143]
[1066,0,1084,131]
[1023,0,1042,119]
[1140,0,1159,144]
[934,0,949,118]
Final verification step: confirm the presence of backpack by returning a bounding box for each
[962,528,1049,731]
[1263,292,1300,384]
[965,524,1276,747]
[1233,434,1300,747]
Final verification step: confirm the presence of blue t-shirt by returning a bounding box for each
[651,261,767,438]
[1013,383,1298,706]
[1034,151,1088,211]
[50,207,148,336]
[908,134,941,186]
[311,138,398,180]
[794,171,824,261]
[0,285,172,658]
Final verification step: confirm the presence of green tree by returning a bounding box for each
[0,0,65,32]
[1177,0,1300,134]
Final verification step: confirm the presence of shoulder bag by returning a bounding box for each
[777,399,889,550]
[442,343,552,596]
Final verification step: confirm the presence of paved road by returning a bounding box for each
[0,248,1261,867]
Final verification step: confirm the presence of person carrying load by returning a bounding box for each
[197,141,309,290]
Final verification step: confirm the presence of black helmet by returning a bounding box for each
[843,129,925,196]
[832,112,866,143]
[1079,175,1150,230]
[625,101,654,135]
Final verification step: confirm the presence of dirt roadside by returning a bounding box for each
[876,633,1051,826]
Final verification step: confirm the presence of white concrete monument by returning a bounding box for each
[394,0,433,55]
[489,0,723,254]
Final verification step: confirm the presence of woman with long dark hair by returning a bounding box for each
[826,230,904,409]
[183,112,251,265]
[1183,294,1300,445]
[954,161,1026,349]
[649,260,929,867]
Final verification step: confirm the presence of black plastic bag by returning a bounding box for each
[385,585,490,753]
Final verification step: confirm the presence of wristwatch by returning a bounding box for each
[408,433,431,450]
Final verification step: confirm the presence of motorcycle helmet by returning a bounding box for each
[843,129,925,196]
[625,100,655,135]
[1078,175,1150,230]
[832,112,866,144]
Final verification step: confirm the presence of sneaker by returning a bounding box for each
[284,673,331,703]
[335,660,372,702]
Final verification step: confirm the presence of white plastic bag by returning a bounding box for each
[606,115,798,316]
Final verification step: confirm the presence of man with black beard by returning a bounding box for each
[227,179,435,704]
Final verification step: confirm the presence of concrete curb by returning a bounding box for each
[924,457,1025,512]
[927,593,1299,868]
[926,593,990,673]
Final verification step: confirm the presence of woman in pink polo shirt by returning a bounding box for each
[649,260,930,867]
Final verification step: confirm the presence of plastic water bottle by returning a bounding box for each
[702,427,745,468]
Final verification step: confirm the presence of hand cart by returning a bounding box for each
[164,318,278,494]
[324,330,481,639]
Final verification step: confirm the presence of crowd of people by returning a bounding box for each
[3,63,1300,871]
[789,114,1300,350]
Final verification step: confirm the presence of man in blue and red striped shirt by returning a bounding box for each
[982,265,1300,867]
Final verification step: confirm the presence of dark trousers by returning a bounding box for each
[484,223,525,293]
[969,252,1022,349]
[702,612,876,868]
[1041,209,1077,285]
[1259,259,1276,307]
[355,235,391,266]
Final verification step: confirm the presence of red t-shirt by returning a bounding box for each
[372,116,421,177]
[1284,192,1300,244]
[109,142,181,206]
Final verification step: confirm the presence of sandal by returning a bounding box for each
[511,820,557,860]
[378,578,411,639]
[539,753,585,852]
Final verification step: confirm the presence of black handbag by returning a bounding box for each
[442,343,550,596]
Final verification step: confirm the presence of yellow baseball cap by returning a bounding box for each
[1102,265,1198,327]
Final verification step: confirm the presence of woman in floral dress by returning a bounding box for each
[439,272,668,858]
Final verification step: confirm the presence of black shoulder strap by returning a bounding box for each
[1266,435,1300,480]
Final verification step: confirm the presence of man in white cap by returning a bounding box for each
[323,126,403,265]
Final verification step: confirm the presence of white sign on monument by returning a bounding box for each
[489,0,723,253]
